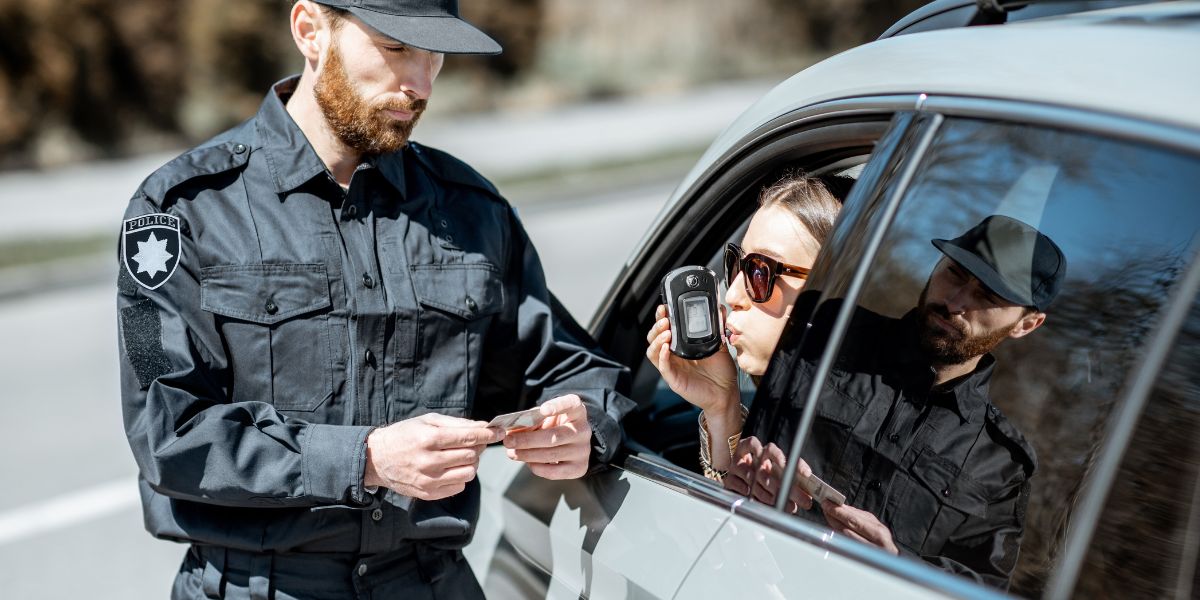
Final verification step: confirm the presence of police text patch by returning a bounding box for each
[122,213,182,290]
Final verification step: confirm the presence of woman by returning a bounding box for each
[646,173,843,480]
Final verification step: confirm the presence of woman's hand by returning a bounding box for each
[646,304,739,413]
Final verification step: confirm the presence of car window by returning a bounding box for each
[744,115,1200,594]
[629,162,867,469]
[1073,290,1200,599]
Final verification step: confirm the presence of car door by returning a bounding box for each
[465,99,903,598]
[680,101,1200,599]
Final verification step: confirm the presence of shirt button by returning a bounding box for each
[357,563,368,577]
[465,296,477,313]
[364,349,375,366]
[942,488,952,498]
[371,508,383,521]
[264,299,278,315]
[868,480,881,491]
[888,433,900,443]
[232,143,247,154]
[345,204,358,219]
[439,219,449,228]
[362,273,375,288]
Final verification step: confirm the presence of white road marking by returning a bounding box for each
[0,478,140,546]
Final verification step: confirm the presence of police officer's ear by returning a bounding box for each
[1008,310,1046,340]
[290,0,327,65]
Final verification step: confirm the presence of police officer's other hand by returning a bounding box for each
[503,394,592,480]
[821,500,900,555]
[364,413,503,501]
[646,304,739,414]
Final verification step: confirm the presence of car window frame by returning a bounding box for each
[599,106,904,463]
[750,96,1200,599]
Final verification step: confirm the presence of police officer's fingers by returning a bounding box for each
[539,394,586,422]
[433,425,503,449]
[655,304,667,320]
[433,447,483,470]
[507,441,589,465]
[528,459,588,480]
[503,422,585,450]
[419,412,490,429]
[420,481,469,501]
[436,463,479,486]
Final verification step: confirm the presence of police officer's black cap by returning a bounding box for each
[931,215,1067,311]
[313,0,502,55]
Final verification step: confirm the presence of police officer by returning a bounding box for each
[116,2,632,598]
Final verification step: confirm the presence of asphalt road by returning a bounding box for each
[0,177,674,599]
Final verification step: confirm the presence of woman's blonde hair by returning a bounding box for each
[758,172,848,252]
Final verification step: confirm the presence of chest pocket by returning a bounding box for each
[886,447,989,554]
[201,264,334,413]
[408,262,504,411]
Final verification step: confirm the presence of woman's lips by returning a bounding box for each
[725,324,742,345]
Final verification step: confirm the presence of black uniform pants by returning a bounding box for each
[172,544,483,600]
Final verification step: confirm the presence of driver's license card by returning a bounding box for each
[487,407,544,433]
[797,472,846,506]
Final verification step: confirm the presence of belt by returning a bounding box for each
[191,542,463,598]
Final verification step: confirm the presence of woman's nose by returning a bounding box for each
[725,272,750,308]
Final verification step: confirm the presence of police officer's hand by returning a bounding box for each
[821,500,900,555]
[364,413,503,501]
[503,394,592,480]
[646,304,739,414]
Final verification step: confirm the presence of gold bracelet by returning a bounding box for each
[698,404,748,482]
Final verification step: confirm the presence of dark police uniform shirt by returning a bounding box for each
[750,305,1036,590]
[116,77,633,554]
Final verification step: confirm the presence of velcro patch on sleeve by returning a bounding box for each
[120,299,174,390]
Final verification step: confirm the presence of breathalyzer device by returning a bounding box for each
[660,266,722,359]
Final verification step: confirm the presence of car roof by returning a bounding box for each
[668,1,1200,213]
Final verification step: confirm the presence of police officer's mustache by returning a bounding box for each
[378,97,427,117]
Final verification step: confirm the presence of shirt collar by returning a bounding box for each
[256,76,413,201]
[256,76,330,194]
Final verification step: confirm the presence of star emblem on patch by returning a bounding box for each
[122,213,182,290]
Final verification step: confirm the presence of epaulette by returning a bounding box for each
[407,141,504,201]
[135,139,252,204]
[985,403,1038,477]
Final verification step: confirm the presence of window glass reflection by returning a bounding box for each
[741,117,1200,594]
[1076,290,1200,599]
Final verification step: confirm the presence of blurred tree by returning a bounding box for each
[0,0,930,168]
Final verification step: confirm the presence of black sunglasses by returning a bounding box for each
[724,242,811,303]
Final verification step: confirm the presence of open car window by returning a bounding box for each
[616,115,893,469]
[747,114,1200,594]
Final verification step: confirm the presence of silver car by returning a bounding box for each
[466,2,1200,598]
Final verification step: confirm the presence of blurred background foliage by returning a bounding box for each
[0,0,923,170]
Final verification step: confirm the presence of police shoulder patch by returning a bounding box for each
[122,213,182,290]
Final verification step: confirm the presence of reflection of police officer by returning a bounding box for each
[740,215,1067,589]
[117,2,631,598]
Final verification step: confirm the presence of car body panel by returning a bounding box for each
[467,447,732,599]
[672,2,1200,221]
[678,514,959,600]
